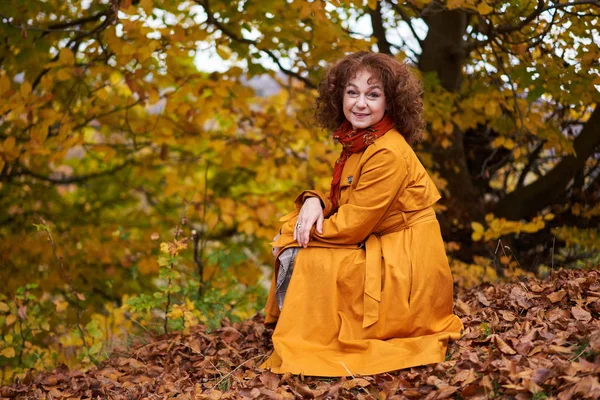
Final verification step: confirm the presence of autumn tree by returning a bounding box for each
[0,0,598,377]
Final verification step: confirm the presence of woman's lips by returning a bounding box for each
[353,112,369,118]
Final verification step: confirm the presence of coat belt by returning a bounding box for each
[362,207,437,328]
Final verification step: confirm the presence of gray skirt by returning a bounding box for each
[275,247,300,310]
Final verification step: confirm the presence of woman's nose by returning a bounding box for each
[356,95,367,107]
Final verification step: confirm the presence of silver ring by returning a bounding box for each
[295,222,302,230]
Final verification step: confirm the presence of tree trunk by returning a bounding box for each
[419,3,485,223]
[370,1,392,54]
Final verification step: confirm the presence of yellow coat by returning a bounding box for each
[262,129,463,376]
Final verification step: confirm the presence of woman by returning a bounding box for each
[261,52,463,377]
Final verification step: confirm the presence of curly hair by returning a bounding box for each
[315,52,425,145]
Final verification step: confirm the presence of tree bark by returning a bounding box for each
[495,106,600,220]
[419,3,467,92]
[418,3,485,222]
[370,1,392,54]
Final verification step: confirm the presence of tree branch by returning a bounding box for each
[13,160,134,184]
[496,105,600,220]
[369,1,392,54]
[0,9,111,34]
[195,0,316,88]
[516,141,545,189]
[467,0,599,51]
[387,0,424,47]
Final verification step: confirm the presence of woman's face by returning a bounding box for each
[343,69,386,130]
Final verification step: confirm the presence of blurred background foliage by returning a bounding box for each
[0,0,599,382]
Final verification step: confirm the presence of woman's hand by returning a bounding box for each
[294,197,324,248]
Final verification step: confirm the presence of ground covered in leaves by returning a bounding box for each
[2,268,599,399]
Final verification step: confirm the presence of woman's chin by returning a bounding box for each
[349,119,371,130]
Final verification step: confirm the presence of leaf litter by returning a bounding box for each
[1,268,598,399]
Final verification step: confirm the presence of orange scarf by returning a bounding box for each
[329,114,395,210]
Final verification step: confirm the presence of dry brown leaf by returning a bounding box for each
[340,378,371,390]
[589,330,600,352]
[499,310,516,321]
[455,299,471,315]
[426,375,449,388]
[530,284,544,293]
[548,344,572,355]
[522,378,544,394]
[510,286,533,309]
[258,387,283,400]
[259,371,279,390]
[434,386,459,399]
[571,306,592,322]
[477,292,491,307]
[531,368,552,385]
[548,289,567,303]
[515,340,533,356]
[220,327,243,344]
[451,368,477,387]
[292,382,314,398]
[492,334,516,355]
[480,375,494,392]
[573,375,600,399]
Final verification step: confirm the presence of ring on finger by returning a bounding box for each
[295,222,302,230]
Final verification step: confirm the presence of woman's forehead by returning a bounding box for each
[346,69,382,87]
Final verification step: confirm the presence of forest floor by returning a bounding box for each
[1,268,599,400]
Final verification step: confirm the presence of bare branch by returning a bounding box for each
[516,141,545,189]
[467,0,599,51]
[0,9,111,33]
[542,0,600,12]
[195,0,316,88]
[387,0,424,47]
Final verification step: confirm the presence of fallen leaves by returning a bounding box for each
[549,289,567,303]
[1,268,598,399]
[571,306,592,322]
[492,334,517,355]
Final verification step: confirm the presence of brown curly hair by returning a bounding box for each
[315,52,425,145]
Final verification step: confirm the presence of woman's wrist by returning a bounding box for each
[305,196,324,210]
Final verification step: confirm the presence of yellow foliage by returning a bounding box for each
[54,300,69,313]
[138,256,159,274]
[571,203,600,219]
[1,347,16,358]
[0,73,11,94]
[5,314,16,326]
[450,258,497,288]
[477,2,494,15]
[553,226,599,250]
[471,213,554,242]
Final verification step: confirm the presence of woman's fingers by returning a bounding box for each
[316,213,324,234]
[297,215,317,247]
[295,197,324,247]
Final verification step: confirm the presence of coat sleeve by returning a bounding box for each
[277,144,409,246]
[293,190,333,218]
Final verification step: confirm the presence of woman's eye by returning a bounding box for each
[346,90,357,95]
[368,93,380,98]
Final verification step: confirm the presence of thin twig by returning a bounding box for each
[213,355,266,389]
[339,362,370,396]
[551,235,556,271]
[164,202,191,334]
[38,217,90,355]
